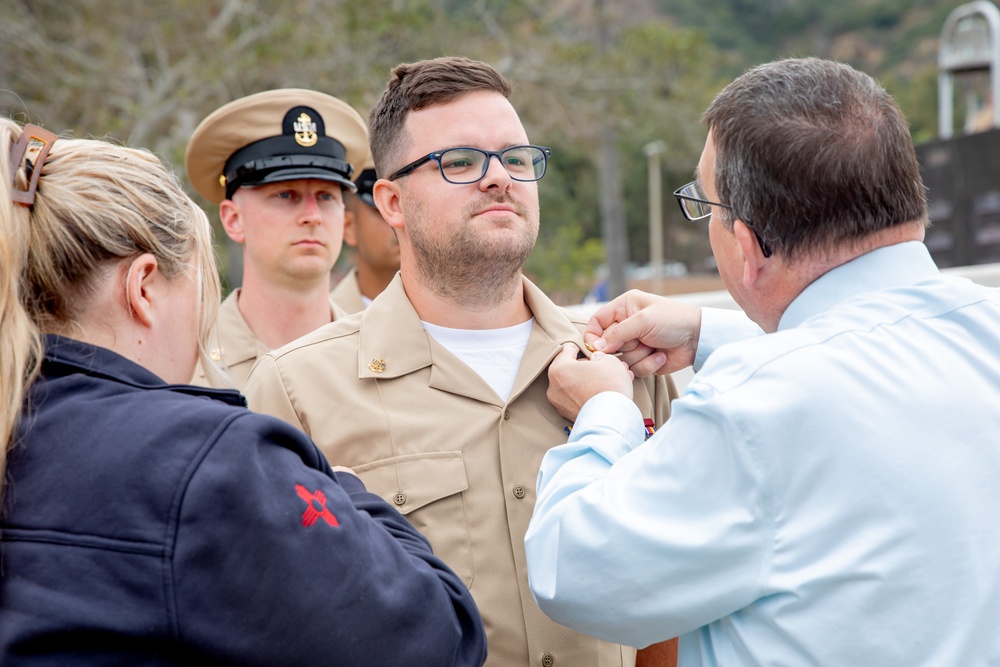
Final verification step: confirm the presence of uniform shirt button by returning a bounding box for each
[393,492,406,506]
[513,485,525,499]
[541,653,554,667]
[503,409,511,420]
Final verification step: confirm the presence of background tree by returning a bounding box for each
[1,0,963,304]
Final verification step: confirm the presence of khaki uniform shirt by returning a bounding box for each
[244,275,676,667]
[330,268,366,315]
[192,289,347,390]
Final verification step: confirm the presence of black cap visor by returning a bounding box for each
[224,134,356,199]
[256,164,356,189]
[226,157,357,199]
[354,167,378,208]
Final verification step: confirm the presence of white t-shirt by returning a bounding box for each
[422,318,535,401]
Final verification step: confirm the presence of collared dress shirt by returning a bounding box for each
[244,274,676,667]
[191,288,347,389]
[330,267,367,315]
[525,241,1000,666]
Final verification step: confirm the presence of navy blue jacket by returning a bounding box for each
[0,336,486,666]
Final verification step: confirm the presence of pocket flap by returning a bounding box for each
[353,451,468,514]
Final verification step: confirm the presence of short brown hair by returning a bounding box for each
[368,56,511,177]
[704,57,927,260]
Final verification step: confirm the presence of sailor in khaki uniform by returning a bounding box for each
[330,158,399,314]
[244,57,678,666]
[185,89,366,388]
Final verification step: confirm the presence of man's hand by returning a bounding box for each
[546,343,634,422]
[585,290,702,378]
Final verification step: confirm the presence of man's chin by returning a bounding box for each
[284,257,337,281]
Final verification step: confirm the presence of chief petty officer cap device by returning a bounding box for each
[186,88,369,205]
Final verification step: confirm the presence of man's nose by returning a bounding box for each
[479,154,513,191]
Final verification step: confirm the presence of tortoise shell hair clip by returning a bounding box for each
[9,124,57,206]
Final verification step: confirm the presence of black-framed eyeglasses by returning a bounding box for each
[387,145,552,184]
[673,180,772,258]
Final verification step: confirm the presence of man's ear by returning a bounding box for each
[219,198,245,244]
[733,219,767,289]
[342,209,358,248]
[124,253,160,328]
[373,179,405,231]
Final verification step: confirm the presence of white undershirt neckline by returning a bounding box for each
[422,318,535,402]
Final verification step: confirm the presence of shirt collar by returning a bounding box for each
[41,334,245,405]
[355,273,587,380]
[779,241,939,331]
[217,288,348,364]
[216,289,264,365]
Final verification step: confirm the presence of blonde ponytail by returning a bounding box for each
[1,117,226,499]
[0,121,43,497]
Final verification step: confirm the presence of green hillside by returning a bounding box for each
[1,0,983,301]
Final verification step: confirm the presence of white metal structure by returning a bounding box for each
[938,0,1000,138]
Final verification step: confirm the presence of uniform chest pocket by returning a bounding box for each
[354,452,474,586]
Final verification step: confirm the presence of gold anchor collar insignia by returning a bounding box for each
[367,358,387,374]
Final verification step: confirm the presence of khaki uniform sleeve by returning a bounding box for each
[654,372,678,426]
[634,372,677,429]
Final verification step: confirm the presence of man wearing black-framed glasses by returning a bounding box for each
[528,57,1000,667]
[245,55,677,667]
[673,180,772,258]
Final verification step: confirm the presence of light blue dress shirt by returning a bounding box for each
[526,242,1000,666]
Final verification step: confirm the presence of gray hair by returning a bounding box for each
[704,57,928,259]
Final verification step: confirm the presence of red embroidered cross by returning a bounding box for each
[295,484,340,528]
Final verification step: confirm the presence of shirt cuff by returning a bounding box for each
[573,391,646,451]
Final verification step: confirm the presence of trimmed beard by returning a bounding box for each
[406,192,539,308]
